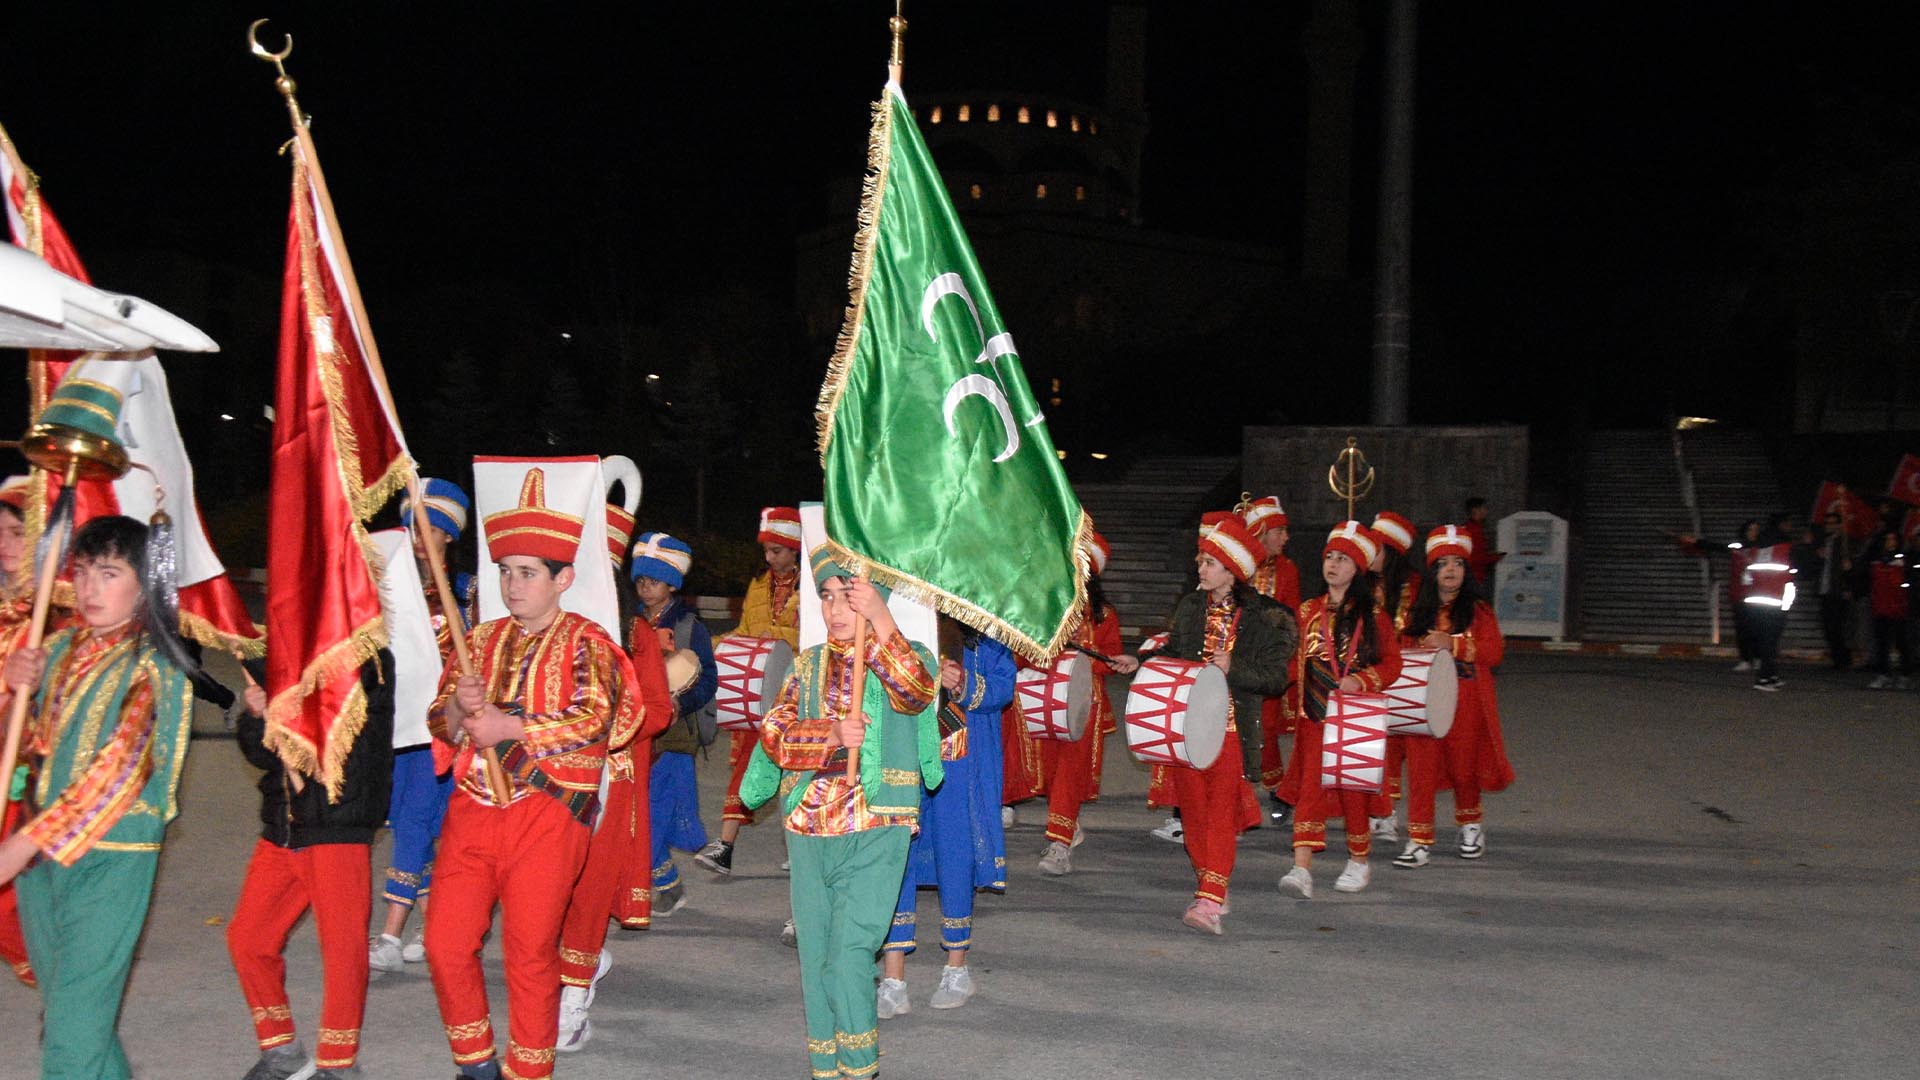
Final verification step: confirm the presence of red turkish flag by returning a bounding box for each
[1888,454,1920,507]
[1811,482,1877,540]
[264,135,412,795]
[2,132,263,658]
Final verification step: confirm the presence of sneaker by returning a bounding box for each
[1150,816,1184,843]
[1370,814,1399,843]
[242,1043,316,1080]
[1268,794,1293,828]
[1391,842,1431,868]
[779,857,791,872]
[458,1061,501,1080]
[1037,842,1072,876]
[583,948,613,1007]
[1333,859,1371,893]
[653,881,688,918]
[1754,677,1783,692]
[1002,805,1016,828]
[1181,898,1224,936]
[402,930,427,964]
[1732,660,1753,672]
[1459,823,1485,859]
[930,964,976,1008]
[694,840,734,877]
[312,1069,363,1080]
[876,977,910,1019]
[1278,866,1313,899]
[1868,674,1892,690]
[557,985,593,1054]
[780,919,798,948]
[368,933,405,974]
[1071,823,1086,848]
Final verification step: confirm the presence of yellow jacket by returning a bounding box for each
[729,571,800,649]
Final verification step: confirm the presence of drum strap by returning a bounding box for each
[1319,604,1364,684]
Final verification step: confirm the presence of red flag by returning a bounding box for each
[1811,482,1877,541]
[1889,453,1920,507]
[1904,509,1920,548]
[264,137,411,793]
[1,128,263,658]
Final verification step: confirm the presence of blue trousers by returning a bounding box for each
[384,746,452,907]
[649,751,707,890]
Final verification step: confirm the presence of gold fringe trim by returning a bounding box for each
[179,609,267,660]
[814,90,896,460]
[261,598,387,801]
[823,508,1092,665]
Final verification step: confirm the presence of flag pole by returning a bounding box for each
[0,458,79,826]
[250,22,510,805]
[847,2,907,782]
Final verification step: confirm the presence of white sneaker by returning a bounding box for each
[1150,816,1184,843]
[1371,814,1399,843]
[1869,674,1892,690]
[1391,842,1430,868]
[1072,823,1086,848]
[1278,866,1313,899]
[1459,823,1485,859]
[367,933,404,973]
[1038,842,1072,876]
[401,930,426,964]
[780,919,798,948]
[780,857,791,872]
[556,985,591,1053]
[1002,805,1016,828]
[930,965,975,1009]
[876,977,910,1019]
[653,881,688,917]
[1333,859,1371,893]
[583,948,612,1008]
[1732,660,1753,672]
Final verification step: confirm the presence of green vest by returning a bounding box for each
[739,639,943,822]
[32,627,194,854]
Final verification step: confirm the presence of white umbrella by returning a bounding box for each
[0,241,217,353]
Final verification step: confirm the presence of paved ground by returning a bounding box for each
[2,653,1915,1079]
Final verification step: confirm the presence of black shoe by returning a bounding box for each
[694,840,734,877]
[1268,794,1293,829]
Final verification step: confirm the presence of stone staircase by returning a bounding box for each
[1576,431,1709,643]
[1076,456,1239,641]
[1680,428,1825,651]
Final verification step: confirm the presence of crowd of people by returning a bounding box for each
[0,466,1522,1079]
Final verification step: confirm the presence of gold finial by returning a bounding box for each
[889,1,908,85]
[1326,436,1376,520]
[249,19,308,127]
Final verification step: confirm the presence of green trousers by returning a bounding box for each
[15,848,159,1080]
[787,826,910,1080]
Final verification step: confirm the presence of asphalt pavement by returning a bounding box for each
[1,653,1914,1079]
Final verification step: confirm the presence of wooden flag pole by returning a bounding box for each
[843,606,871,780]
[251,22,510,804]
[0,459,80,825]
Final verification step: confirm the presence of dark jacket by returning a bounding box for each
[1162,585,1298,783]
[237,650,396,848]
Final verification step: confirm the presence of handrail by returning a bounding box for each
[1669,419,1719,644]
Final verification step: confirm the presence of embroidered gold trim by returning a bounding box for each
[809,1037,838,1054]
[509,1041,557,1065]
[891,912,915,926]
[251,1004,293,1024]
[445,1018,493,1042]
[559,946,598,967]
[879,767,918,785]
[317,1027,358,1044]
[835,1028,878,1051]
[940,916,971,929]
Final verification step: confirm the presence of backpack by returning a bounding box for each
[672,611,720,750]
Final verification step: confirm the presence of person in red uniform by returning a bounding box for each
[422,469,645,1080]
[552,505,676,1054]
[1865,530,1914,690]
[1367,510,1421,845]
[0,477,42,988]
[1036,531,1125,876]
[695,506,803,878]
[1238,496,1299,827]
[1392,526,1517,867]
[1278,521,1402,898]
[1136,513,1293,934]
[1463,497,1500,587]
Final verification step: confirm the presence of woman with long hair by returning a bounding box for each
[1036,532,1126,876]
[1392,526,1516,867]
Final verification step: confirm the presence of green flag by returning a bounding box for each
[817,85,1090,661]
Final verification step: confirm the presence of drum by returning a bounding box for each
[1123,656,1228,770]
[663,648,702,699]
[1321,691,1389,793]
[1015,651,1093,741]
[1138,631,1169,655]
[712,635,795,731]
[1380,647,1458,738]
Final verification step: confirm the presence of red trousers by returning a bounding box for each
[426,794,590,1080]
[0,797,33,987]
[1368,736,1407,819]
[1403,695,1487,845]
[558,773,645,987]
[1170,748,1251,903]
[720,730,755,824]
[1258,697,1290,790]
[1039,725,1104,844]
[1288,720,1375,858]
[226,839,371,1069]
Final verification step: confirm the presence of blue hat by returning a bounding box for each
[629,531,692,590]
[400,477,471,540]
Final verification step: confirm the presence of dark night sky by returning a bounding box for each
[2,3,1915,450]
